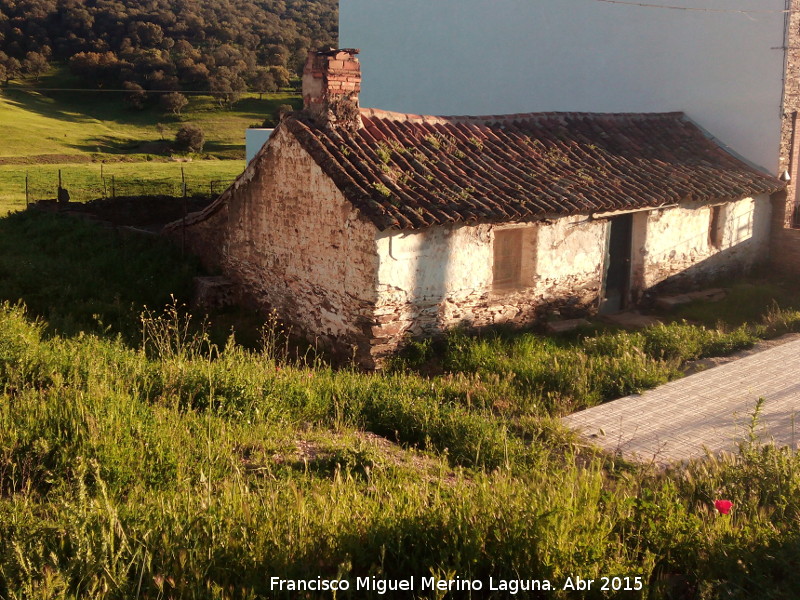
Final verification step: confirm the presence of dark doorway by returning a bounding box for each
[600,214,633,314]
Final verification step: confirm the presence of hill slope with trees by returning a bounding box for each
[0,0,338,96]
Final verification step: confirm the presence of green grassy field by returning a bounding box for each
[0,161,245,214]
[0,70,297,213]
[0,71,298,161]
[2,212,800,598]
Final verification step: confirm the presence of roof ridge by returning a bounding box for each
[359,107,687,125]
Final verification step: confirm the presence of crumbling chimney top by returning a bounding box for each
[302,48,362,131]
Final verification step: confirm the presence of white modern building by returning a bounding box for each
[245,128,274,164]
[340,0,789,173]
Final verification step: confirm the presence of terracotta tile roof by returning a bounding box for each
[284,110,784,231]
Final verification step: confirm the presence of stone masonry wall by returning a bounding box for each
[175,126,380,365]
[641,195,772,291]
[770,191,800,275]
[372,198,772,359]
[371,217,608,356]
[773,0,800,273]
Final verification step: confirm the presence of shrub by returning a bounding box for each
[160,91,188,116]
[122,80,147,110]
[174,124,205,153]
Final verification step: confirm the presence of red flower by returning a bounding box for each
[714,499,733,515]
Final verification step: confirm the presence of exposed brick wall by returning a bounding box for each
[301,49,362,131]
[780,0,800,180]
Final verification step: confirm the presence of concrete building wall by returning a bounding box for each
[178,126,380,362]
[340,0,786,172]
[245,128,274,164]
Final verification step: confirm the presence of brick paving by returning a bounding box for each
[563,337,800,464]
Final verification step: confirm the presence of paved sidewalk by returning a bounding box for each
[563,337,800,464]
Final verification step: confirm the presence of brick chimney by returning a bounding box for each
[302,48,362,131]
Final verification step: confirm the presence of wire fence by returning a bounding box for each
[19,169,237,205]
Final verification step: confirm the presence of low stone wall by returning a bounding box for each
[771,227,800,275]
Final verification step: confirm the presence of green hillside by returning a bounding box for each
[0,75,298,162]
[0,73,299,213]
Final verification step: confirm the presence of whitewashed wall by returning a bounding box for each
[640,194,772,288]
[372,195,771,343]
[340,0,786,171]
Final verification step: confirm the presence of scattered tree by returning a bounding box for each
[175,123,205,153]
[250,68,277,99]
[22,51,48,80]
[122,81,147,110]
[160,91,188,115]
[268,65,291,89]
[0,52,21,83]
[210,68,246,107]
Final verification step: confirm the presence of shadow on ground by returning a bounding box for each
[0,209,199,340]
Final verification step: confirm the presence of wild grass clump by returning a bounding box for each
[408,323,753,414]
[674,282,800,327]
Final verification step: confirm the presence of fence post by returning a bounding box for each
[111,175,115,198]
[181,167,187,256]
[25,172,29,207]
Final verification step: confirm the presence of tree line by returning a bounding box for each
[0,0,337,103]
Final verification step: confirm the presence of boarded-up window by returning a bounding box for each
[493,229,523,288]
[709,205,724,249]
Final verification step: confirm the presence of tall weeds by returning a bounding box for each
[2,299,800,598]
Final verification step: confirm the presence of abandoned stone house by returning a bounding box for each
[168,49,784,367]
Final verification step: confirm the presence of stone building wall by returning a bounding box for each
[172,126,775,366]
[773,0,800,274]
[371,197,772,357]
[175,125,381,364]
[371,216,609,354]
[641,195,772,291]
